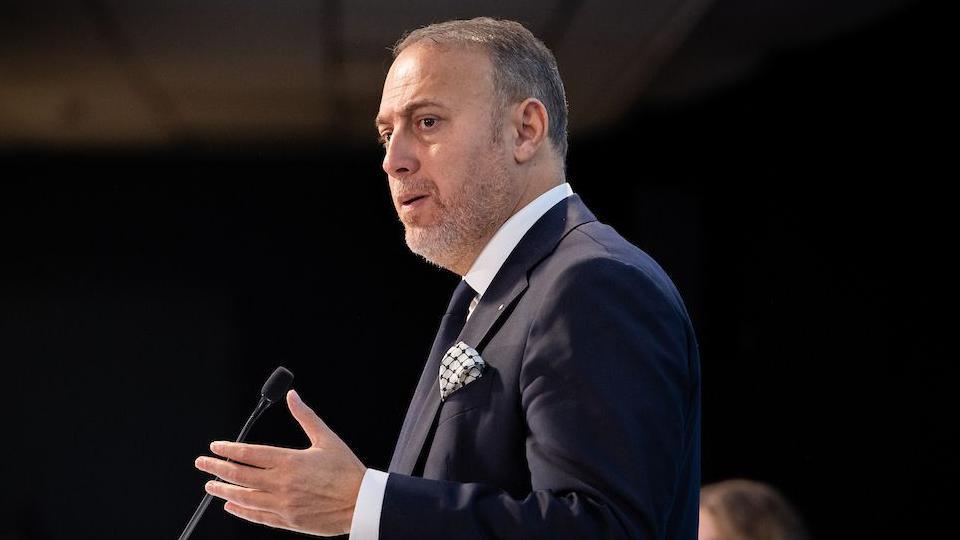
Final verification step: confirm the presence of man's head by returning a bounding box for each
[699,479,809,540]
[376,18,568,274]
[393,18,568,161]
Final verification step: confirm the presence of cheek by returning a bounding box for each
[425,144,472,198]
[387,178,402,204]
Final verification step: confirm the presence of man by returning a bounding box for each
[195,17,700,539]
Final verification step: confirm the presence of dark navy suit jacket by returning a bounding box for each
[384,196,701,539]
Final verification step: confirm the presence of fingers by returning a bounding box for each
[205,480,274,512]
[287,389,331,447]
[223,501,287,529]
[208,441,288,468]
[195,456,273,490]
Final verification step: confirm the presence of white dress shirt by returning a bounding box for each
[349,183,574,540]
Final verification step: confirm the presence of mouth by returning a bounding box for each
[399,193,429,208]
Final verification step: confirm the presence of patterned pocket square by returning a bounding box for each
[439,341,486,400]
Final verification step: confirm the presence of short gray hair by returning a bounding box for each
[393,17,569,161]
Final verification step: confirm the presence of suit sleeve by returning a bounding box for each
[380,256,698,539]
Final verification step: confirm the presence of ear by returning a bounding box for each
[511,98,550,164]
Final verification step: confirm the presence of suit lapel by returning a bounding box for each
[389,196,597,475]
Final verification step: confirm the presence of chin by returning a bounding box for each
[404,227,436,256]
[404,228,458,270]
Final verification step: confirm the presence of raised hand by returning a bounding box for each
[195,389,367,537]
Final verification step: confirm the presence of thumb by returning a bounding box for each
[287,389,330,447]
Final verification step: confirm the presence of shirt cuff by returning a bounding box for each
[348,468,389,540]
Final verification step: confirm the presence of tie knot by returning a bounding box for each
[446,280,476,317]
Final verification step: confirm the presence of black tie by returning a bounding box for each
[434,279,476,352]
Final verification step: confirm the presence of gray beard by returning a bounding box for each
[404,216,487,272]
[402,160,514,273]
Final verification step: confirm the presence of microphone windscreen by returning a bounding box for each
[261,366,294,402]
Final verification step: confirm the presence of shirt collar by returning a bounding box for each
[463,183,573,299]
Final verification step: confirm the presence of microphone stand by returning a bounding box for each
[177,396,271,540]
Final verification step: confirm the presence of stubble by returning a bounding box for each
[401,145,515,273]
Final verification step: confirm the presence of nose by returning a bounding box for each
[382,129,420,178]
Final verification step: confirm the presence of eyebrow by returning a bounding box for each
[375,99,448,129]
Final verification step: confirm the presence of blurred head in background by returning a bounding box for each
[699,479,809,540]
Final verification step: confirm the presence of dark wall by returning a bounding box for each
[1,2,949,538]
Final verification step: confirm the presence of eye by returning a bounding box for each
[378,131,392,147]
[418,117,438,130]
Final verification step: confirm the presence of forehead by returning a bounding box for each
[376,44,495,125]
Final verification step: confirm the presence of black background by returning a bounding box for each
[1,2,952,538]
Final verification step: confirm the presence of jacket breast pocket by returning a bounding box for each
[437,367,494,426]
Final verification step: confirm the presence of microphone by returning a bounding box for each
[177,366,294,540]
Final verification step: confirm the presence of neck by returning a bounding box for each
[504,160,564,232]
[448,227,498,276]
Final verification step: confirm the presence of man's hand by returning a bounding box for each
[194,389,366,537]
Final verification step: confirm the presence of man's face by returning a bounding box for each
[376,43,519,272]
